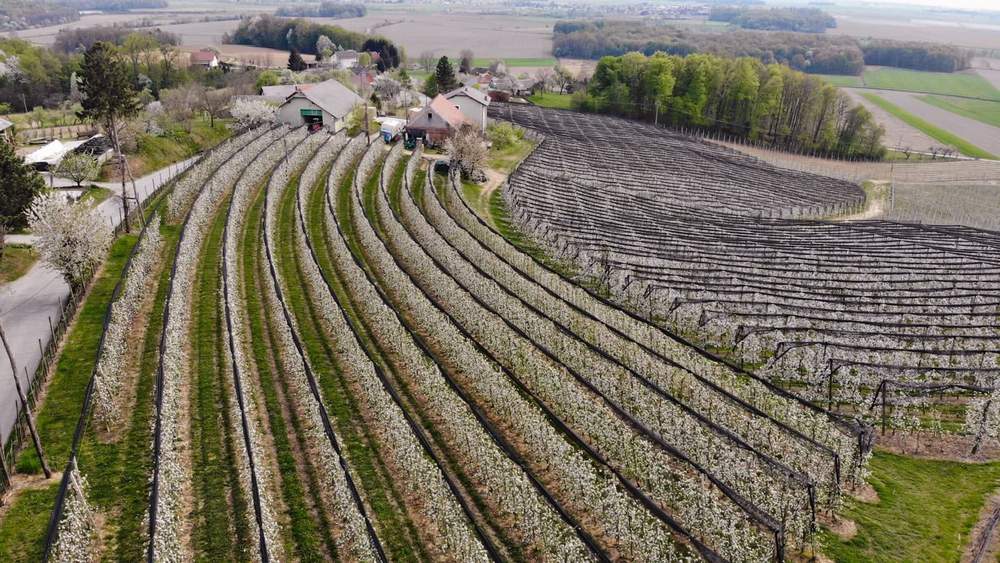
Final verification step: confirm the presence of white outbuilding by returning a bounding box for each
[276,79,363,131]
[443,86,490,134]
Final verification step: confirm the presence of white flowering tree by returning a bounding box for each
[230,98,276,130]
[29,193,113,290]
[444,124,487,180]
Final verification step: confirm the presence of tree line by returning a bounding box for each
[224,15,401,71]
[574,52,886,160]
[53,24,178,54]
[861,40,973,73]
[275,2,366,18]
[709,6,836,33]
[553,20,971,75]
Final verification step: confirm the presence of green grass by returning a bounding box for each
[189,193,251,560]
[488,135,537,174]
[16,235,139,474]
[862,93,998,159]
[78,186,113,206]
[920,95,1000,129]
[0,190,173,561]
[814,74,864,88]
[0,485,58,562]
[862,68,1000,100]
[821,451,1000,562]
[527,92,574,109]
[0,245,37,284]
[102,118,231,181]
[242,184,338,559]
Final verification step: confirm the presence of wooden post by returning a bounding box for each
[880,381,888,436]
[0,321,52,478]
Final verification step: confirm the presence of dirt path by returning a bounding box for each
[835,181,888,221]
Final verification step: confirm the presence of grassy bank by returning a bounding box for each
[0,245,37,285]
[528,92,574,110]
[821,451,1000,562]
[102,118,231,181]
[861,93,997,159]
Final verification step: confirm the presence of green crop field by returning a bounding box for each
[862,93,998,159]
[919,95,1000,129]
[862,68,1000,100]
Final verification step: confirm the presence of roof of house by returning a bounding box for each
[0,118,12,132]
[282,79,363,119]
[445,85,490,107]
[337,50,359,59]
[428,94,468,129]
[190,49,217,64]
[260,84,298,101]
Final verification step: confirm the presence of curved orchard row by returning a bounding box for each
[216,125,322,560]
[51,201,168,558]
[389,160,817,549]
[498,106,999,428]
[359,142,775,561]
[303,137,604,560]
[429,170,866,474]
[265,131,487,561]
[344,142,715,561]
[149,125,292,562]
[490,104,865,219]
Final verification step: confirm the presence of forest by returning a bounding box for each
[224,15,401,71]
[574,52,886,159]
[53,25,179,54]
[861,39,973,73]
[553,20,864,75]
[275,2,366,19]
[709,6,836,33]
[553,20,971,75]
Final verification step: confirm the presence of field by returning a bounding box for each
[861,93,997,159]
[828,14,1000,51]
[861,68,1000,100]
[920,95,1000,129]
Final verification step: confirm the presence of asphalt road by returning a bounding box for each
[0,157,196,446]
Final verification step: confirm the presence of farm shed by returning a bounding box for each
[276,79,363,131]
[444,86,490,134]
[405,94,468,146]
[190,49,219,68]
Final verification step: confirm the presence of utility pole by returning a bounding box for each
[0,320,51,478]
[654,101,659,127]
